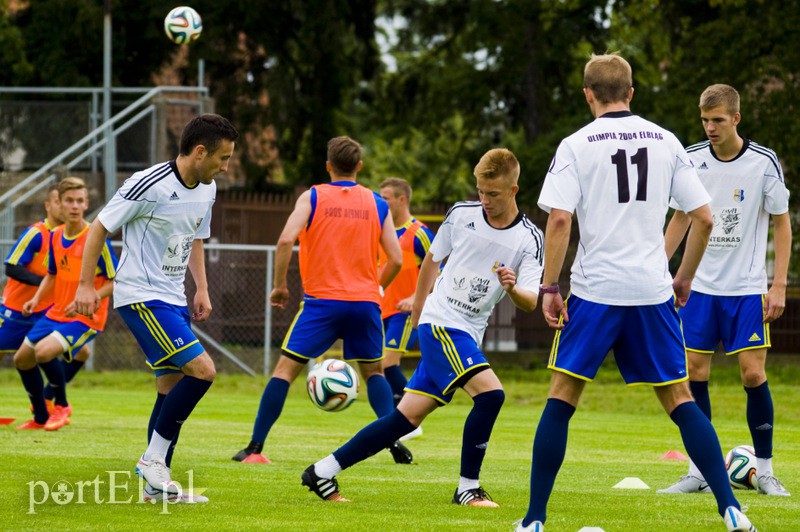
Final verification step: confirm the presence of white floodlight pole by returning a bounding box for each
[102,0,116,202]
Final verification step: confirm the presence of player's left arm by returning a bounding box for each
[764,212,792,323]
[188,238,212,321]
[541,208,572,329]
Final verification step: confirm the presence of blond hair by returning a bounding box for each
[379,177,412,202]
[584,53,632,104]
[57,176,87,198]
[473,149,520,185]
[699,84,740,115]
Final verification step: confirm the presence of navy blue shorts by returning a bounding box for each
[282,297,383,362]
[406,324,489,404]
[679,292,769,355]
[24,315,98,362]
[382,312,419,352]
[117,300,205,376]
[548,295,688,386]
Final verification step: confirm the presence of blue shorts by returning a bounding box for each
[406,324,489,405]
[548,295,688,386]
[117,300,205,376]
[383,313,419,352]
[282,297,383,362]
[24,316,98,362]
[0,306,48,354]
[679,292,770,355]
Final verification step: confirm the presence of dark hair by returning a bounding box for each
[327,136,362,175]
[179,114,239,156]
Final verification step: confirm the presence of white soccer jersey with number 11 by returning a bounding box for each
[682,139,789,295]
[538,111,711,306]
[419,202,544,344]
[98,160,215,308]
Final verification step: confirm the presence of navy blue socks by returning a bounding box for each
[461,390,505,479]
[523,398,575,526]
[251,377,290,444]
[18,367,48,424]
[670,402,739,515]
[333,410,416,469]
[153,376,211,441]
[745,381,773,458]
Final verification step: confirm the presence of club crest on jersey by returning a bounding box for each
[468,276,490,303]
[195,218,203,229]
[733,189,745,202]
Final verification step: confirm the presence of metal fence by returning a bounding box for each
[0,239,523,375]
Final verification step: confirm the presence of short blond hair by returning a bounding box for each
[57,176,87,198]
[699,84,740,115]
[379,177,412,202]
[584,53,632,104]
[473,149,520,185]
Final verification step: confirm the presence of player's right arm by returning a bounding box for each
[672,204,712,308]
[270,190,312,309]
[4,228,44,286]
[411,252,442,329]
[74,219,111,317]
[664,210,691,260]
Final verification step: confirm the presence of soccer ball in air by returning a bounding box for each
[164,6,203,44]
[306,359,360,412]
[725,445,758,489]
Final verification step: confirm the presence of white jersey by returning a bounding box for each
[539,111,710,306]
[419,202,544,344]
[97,161,215,307]
[677,139,789,295]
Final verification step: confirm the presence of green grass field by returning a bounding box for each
[1,361,798,531]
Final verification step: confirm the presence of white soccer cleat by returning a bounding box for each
[143,482,209,503]
[399,426,423,442]
[723,506,757,532]
[135,454,179,494]
[513,518,544,531]
[756,474,790,496]
[657,474,711,493]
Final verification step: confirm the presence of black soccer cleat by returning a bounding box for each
[301,465,349,502]
[452,486,499,507]
[388,440,413,464]
[232,440,264,462]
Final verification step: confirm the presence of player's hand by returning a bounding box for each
[192,290,213,321]
[74,283,100,317]
[763,284,786,323]
[495,266,517,293]
[396,296,414,313]
[64,301,78,318]
[21,299,37,316]
[270,287,290,309]
[672,276,693,308]
[542,292,567,329]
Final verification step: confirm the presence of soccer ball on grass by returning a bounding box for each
[306,359,359,412]
[164,6,203,44]
[725,445,758,489]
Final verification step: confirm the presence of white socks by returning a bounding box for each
[143,430,172,461]
[457,476,480,494]
[314,454,343,479]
